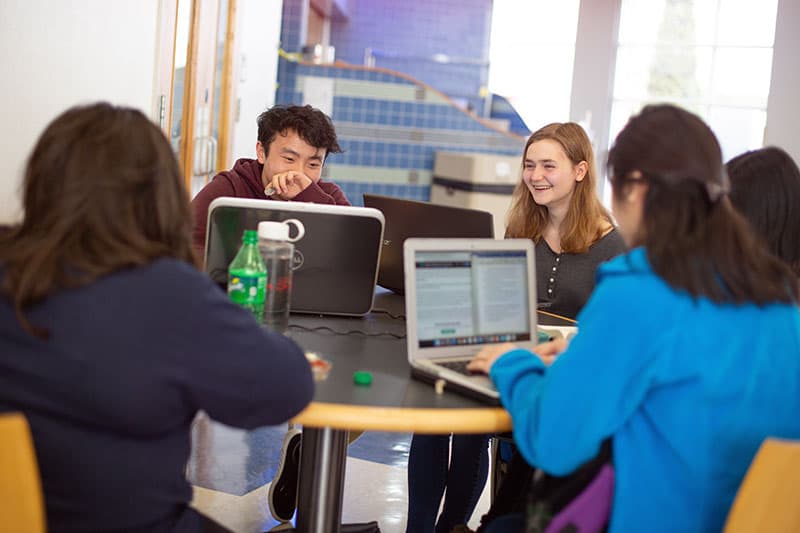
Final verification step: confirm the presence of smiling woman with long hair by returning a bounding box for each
[505,122,625,318]
[406,122,626,533]
[0,102,313,532]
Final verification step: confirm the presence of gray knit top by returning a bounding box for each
[535,228,627,320]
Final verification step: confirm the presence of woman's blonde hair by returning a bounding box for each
[505,122,612,253]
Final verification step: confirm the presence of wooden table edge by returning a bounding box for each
[292,402,512,434]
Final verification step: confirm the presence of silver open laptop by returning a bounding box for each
[205,197,384,316]
[403,238,538,404]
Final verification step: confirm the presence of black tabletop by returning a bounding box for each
[287,289,574,411]
[288,290,491,409]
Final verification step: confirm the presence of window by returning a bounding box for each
[488,0,580,132]
[609,0,779,165]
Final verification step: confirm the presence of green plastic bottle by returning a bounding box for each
[227,229,267,322]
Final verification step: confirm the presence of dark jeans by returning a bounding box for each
[477,449,533,530]
[480,513,523,532]
[405,433,490,533]
[158,506,233,532]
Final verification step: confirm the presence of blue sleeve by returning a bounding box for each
[490,273,664,474]
[167,266,314,429]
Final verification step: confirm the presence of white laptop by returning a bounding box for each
[205,197,384,316]
[403,238,538,404]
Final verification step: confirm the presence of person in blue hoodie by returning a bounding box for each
[468,104,800,532]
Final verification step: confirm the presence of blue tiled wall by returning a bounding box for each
[280,0,307,53]
[336,183,431,207]
[277,0,525,206]
[329,0,492,115]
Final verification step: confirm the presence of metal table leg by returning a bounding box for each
[296,426,349,533]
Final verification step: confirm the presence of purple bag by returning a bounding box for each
[525,440,614,533]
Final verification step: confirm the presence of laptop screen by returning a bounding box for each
[204,197,384,316]
[413,249,532,348]
[362,194,494,294]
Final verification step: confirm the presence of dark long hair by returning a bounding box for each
[727,146,800,277]
[0,102,197,336]
[505,122,613,252]
[608,104,797,304]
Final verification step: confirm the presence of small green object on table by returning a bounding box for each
[353,371,372,386]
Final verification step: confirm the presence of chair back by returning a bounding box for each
[723,438,800,532]
[0,412,47,533]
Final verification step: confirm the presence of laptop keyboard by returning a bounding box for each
[436,359,480,376]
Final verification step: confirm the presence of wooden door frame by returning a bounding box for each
[159,0,237,193]
[178,0,202,194]
[216,0,237,172]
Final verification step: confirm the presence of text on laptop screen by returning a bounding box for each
[414,250,532,348]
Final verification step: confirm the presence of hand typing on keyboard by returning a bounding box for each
[533,338,569,364]
[438,360,482,376]
[467,342,517,374]
[468,338,570,374]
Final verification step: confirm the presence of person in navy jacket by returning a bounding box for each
[0,102,314,532]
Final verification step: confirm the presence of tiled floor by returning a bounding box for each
[187,413,492,532]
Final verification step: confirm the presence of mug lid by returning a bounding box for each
[257,221,290,241]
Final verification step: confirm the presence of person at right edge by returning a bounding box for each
[726,145,800,277]
[469,104,800,532]
[405,122,625,533]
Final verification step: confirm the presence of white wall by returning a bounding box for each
[764,0,800,163]
[230,0,283,162]
[0,0,284,224]
[0,0,161,224]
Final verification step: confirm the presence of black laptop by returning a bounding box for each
[362,194,495,294]
[205,197,384,316]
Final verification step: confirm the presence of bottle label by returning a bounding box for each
[228,271,266,320]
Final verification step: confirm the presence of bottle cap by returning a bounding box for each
[353,371,372,386]
[258,221,290,241]
[242,229,258,244]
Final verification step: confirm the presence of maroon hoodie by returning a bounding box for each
[191,158,350,255]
